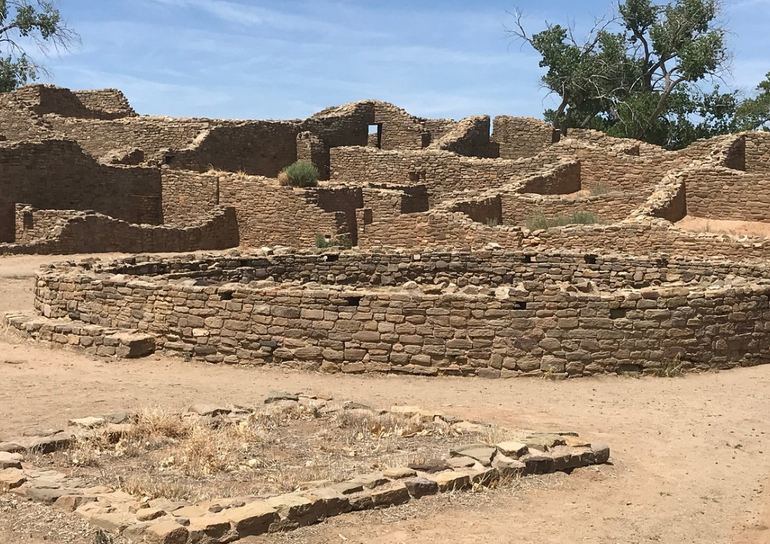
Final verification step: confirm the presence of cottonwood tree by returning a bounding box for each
[0,0,76,92]
[736,72,770,131]
[510,0,735,148]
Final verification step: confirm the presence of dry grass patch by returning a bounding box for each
[31,403,488,502]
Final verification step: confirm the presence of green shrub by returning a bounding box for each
[525,211,600,230]
[280,160,319,187]
[315,233,353,249]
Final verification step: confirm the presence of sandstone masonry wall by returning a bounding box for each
[330,146,567,203]
[218,174,345,248]
[745,132,770,172]
[492,117,558,159]
[1,206,237,255]
[160,170,220,225]
[46,117,210,162]
[500,192,639,226]
[682,166,770,222]
[430,116,499,158]
[167,121,301,176]
[12,85,135,119]
[33,251,770,377]
[0,139,162,243]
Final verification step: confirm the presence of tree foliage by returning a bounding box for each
[0,0,76,92]
[510,0,767,148]
[736,72,770,132]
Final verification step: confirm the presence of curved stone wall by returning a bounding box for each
[28,250,770,378]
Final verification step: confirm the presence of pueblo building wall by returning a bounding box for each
[11,85,136,119]
[2,205,237,255]
[32,251,770,377]
[330,146,574,202]
[0,139,162,243]
[0,93,54,141]
[745,132,770,172]
[46,117,210,163]
[492,116,559,159]
[680,166,770,222]
[162,170,357,247]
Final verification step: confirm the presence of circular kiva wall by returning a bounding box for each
[33,250,770,377]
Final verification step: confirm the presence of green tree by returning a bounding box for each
[0,0,76,92]
[510,0,734,148]
[736,72,770,131]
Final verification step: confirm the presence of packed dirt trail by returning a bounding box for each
[1,254,769,544]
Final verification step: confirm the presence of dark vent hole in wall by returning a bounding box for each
[584,254,598,265]
[220,290,234,301]
[345,296,362,307]
[325,254,339,262]
[610,308,627,319]
[513,301,527,310]
[521,254,533,263]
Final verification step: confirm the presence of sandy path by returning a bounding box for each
[1,254,769,543]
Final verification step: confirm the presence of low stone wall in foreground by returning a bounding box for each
[12,250,770,378]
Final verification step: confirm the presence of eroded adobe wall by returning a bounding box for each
[0,140,162,243]
[161,170,359,247]
[46,117,211,162]
[302,101,373,148]
[1,206,237,255]
[492,117,558,160]
[34,252,770,376]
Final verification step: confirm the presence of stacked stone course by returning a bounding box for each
[12,249,770,378]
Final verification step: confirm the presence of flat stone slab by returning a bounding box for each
[0,451,23,470]
[451,446,497,466]
[0,441,27,453]
[430,471,472,492]
[403,477,439,498]
[108,332,156,358]
[496,441,529,458]
[0,468,26,491]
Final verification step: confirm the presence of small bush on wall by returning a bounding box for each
[315,234,353,250]
[279,160,319,187]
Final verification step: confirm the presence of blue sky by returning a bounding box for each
[31,0,770,120]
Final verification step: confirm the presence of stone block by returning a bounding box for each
[430,470,472,492]
[226,501,278,537]
[145,520,189,544]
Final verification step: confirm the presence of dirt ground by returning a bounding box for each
[676,215,770,239]
[1,253,769,544]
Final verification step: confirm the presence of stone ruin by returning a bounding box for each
[1,83,770,378]
[0,395,611,541]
